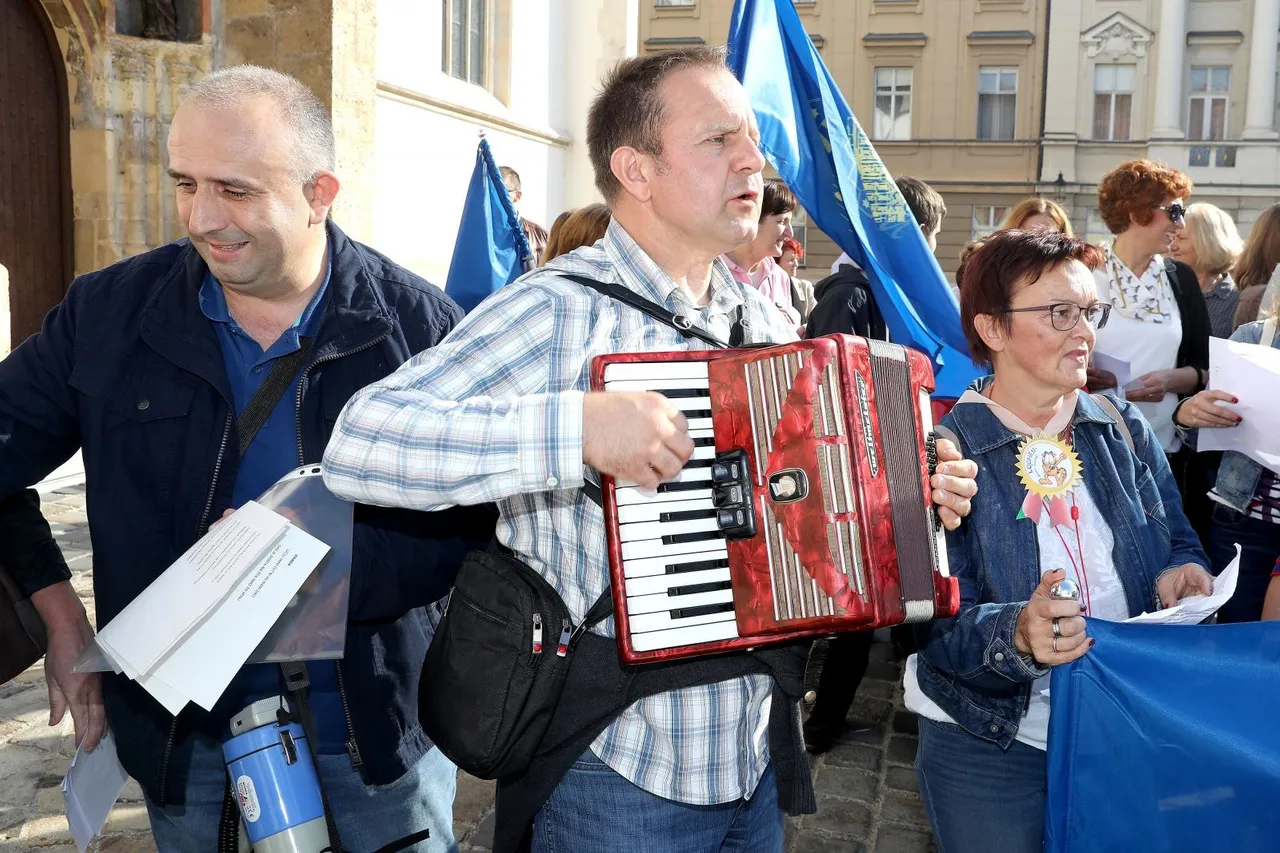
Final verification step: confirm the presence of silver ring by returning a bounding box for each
[1052,618,1063,638]
[1052,636,1059,653]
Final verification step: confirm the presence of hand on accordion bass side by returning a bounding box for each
[582,391,695,491]
[929,438,979,531]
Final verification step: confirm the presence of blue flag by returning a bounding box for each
[727,0,981,398]
[444,137,535,314]
[1046,618,1280,852]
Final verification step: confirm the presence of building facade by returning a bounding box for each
[642,0,1052,276]
[1040,0,1280,244]
[1,0,636,353]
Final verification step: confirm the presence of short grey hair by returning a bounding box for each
[184,65,336,184]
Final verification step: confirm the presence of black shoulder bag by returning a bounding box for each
[418,274,744,780]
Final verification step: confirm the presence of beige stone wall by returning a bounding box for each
[223,0,378,242]
[36,0,214,275]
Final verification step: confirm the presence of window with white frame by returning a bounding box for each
[977,67,1017,140]
[970,205,1008,239]
[1188,66,1230,141]
[1092,64,1134,141]
[873,67,913,141]
[442,0,487,87]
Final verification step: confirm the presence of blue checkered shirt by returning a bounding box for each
[323,221,798,804]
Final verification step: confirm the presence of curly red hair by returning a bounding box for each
[779,238,804,261]
[1096,160,1193,235]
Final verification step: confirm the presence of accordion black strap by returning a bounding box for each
[559,273,743,350]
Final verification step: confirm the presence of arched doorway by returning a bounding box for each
[0,0,73,347]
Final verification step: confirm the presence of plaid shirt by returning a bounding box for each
[323,221,797,804]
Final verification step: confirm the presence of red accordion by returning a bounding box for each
[590,334,959,664]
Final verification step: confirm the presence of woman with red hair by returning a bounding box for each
[776,237,815,321]
[1088,160,1210,463]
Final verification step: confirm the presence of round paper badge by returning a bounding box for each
[1015,435,1081,499]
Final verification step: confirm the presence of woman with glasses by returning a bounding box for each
[906,229,1211,852]
[1087,161,1210,466]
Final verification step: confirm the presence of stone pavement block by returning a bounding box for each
[844,723,885,746]
[96,837,159,853]
[803,800,871,839]
[453,773,495,826]
[884,766,919,793]
[874,824,934,853]
[891,711,919,736]
[119,780,145,803]
[879,791,929,828]
[793,833,869,853]
[0,743,52,832]
[855,679,893,701]
[17,813,72,847]
[813,765,877,803]
[886,736,918,765]
[851,697,893,724]
[462,810,494,851]
[822,742,881,774]
[103,803,152,834]
[34,787,62,817]
[865,661,902,681]
[0,684,52,744]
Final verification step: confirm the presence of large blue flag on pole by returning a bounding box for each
[1046,618,1280,852]
[444,136,535,314]
[727,0,981,398]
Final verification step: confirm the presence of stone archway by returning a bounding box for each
[0,0,74,348]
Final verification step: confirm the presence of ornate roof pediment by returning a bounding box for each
[1081,12,1154,60]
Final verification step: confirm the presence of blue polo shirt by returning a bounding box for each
[199,259,348,754]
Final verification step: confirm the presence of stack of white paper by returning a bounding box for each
[1198,337,1280,474]
[1125,547,1240,626]
[61,731,128,853]
[94,501,330,714]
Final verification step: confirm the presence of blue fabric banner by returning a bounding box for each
[1047,618,1280,852]
[444,137,534,314]
[726,0,982,398]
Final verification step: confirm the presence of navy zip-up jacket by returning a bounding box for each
[0,221,495,803]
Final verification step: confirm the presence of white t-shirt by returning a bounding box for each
[1092,246,1183,453]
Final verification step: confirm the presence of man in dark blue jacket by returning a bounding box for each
[0,66,491,852]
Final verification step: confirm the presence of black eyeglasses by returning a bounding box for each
[1156,202,1186,224]
[1002,302,1112,331]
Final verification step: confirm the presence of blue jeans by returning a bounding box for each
[532,750,783,853]
[1208,504,1280,623]
[144,730,458,852]
[915,717,1046,853]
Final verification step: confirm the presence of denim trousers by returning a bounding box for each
[531,750,783,853]
[915,717,1047,853]
[143,730,458,853]
[1208,504,1280,624]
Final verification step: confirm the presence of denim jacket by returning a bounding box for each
[914,390,1209,748]
[1211,320,1278,512]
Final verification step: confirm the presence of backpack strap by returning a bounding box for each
[1262,317,1277,349]
[1089,393,1134,451]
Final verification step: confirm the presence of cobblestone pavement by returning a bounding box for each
[1,485,933,852]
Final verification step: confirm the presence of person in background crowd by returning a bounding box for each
[1169,202,1243,339]
[542,203,611,265]
[1085,160,1209,486]
[722,178,803,332]
[955,239,986,292]
[910,229,1211,852]
[798,175,946,755]
[999,198,1074,236]
[500,165,550,265]
[1172,301,1280,623]
[543,209,574,261]
[1231,203,1280,330]
[0,66,492,852]
[1164,201,1245,540]
[322,46,981,852]
[1262,557,1280,620]
[806,176,945,342]
[777,237,815,321]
